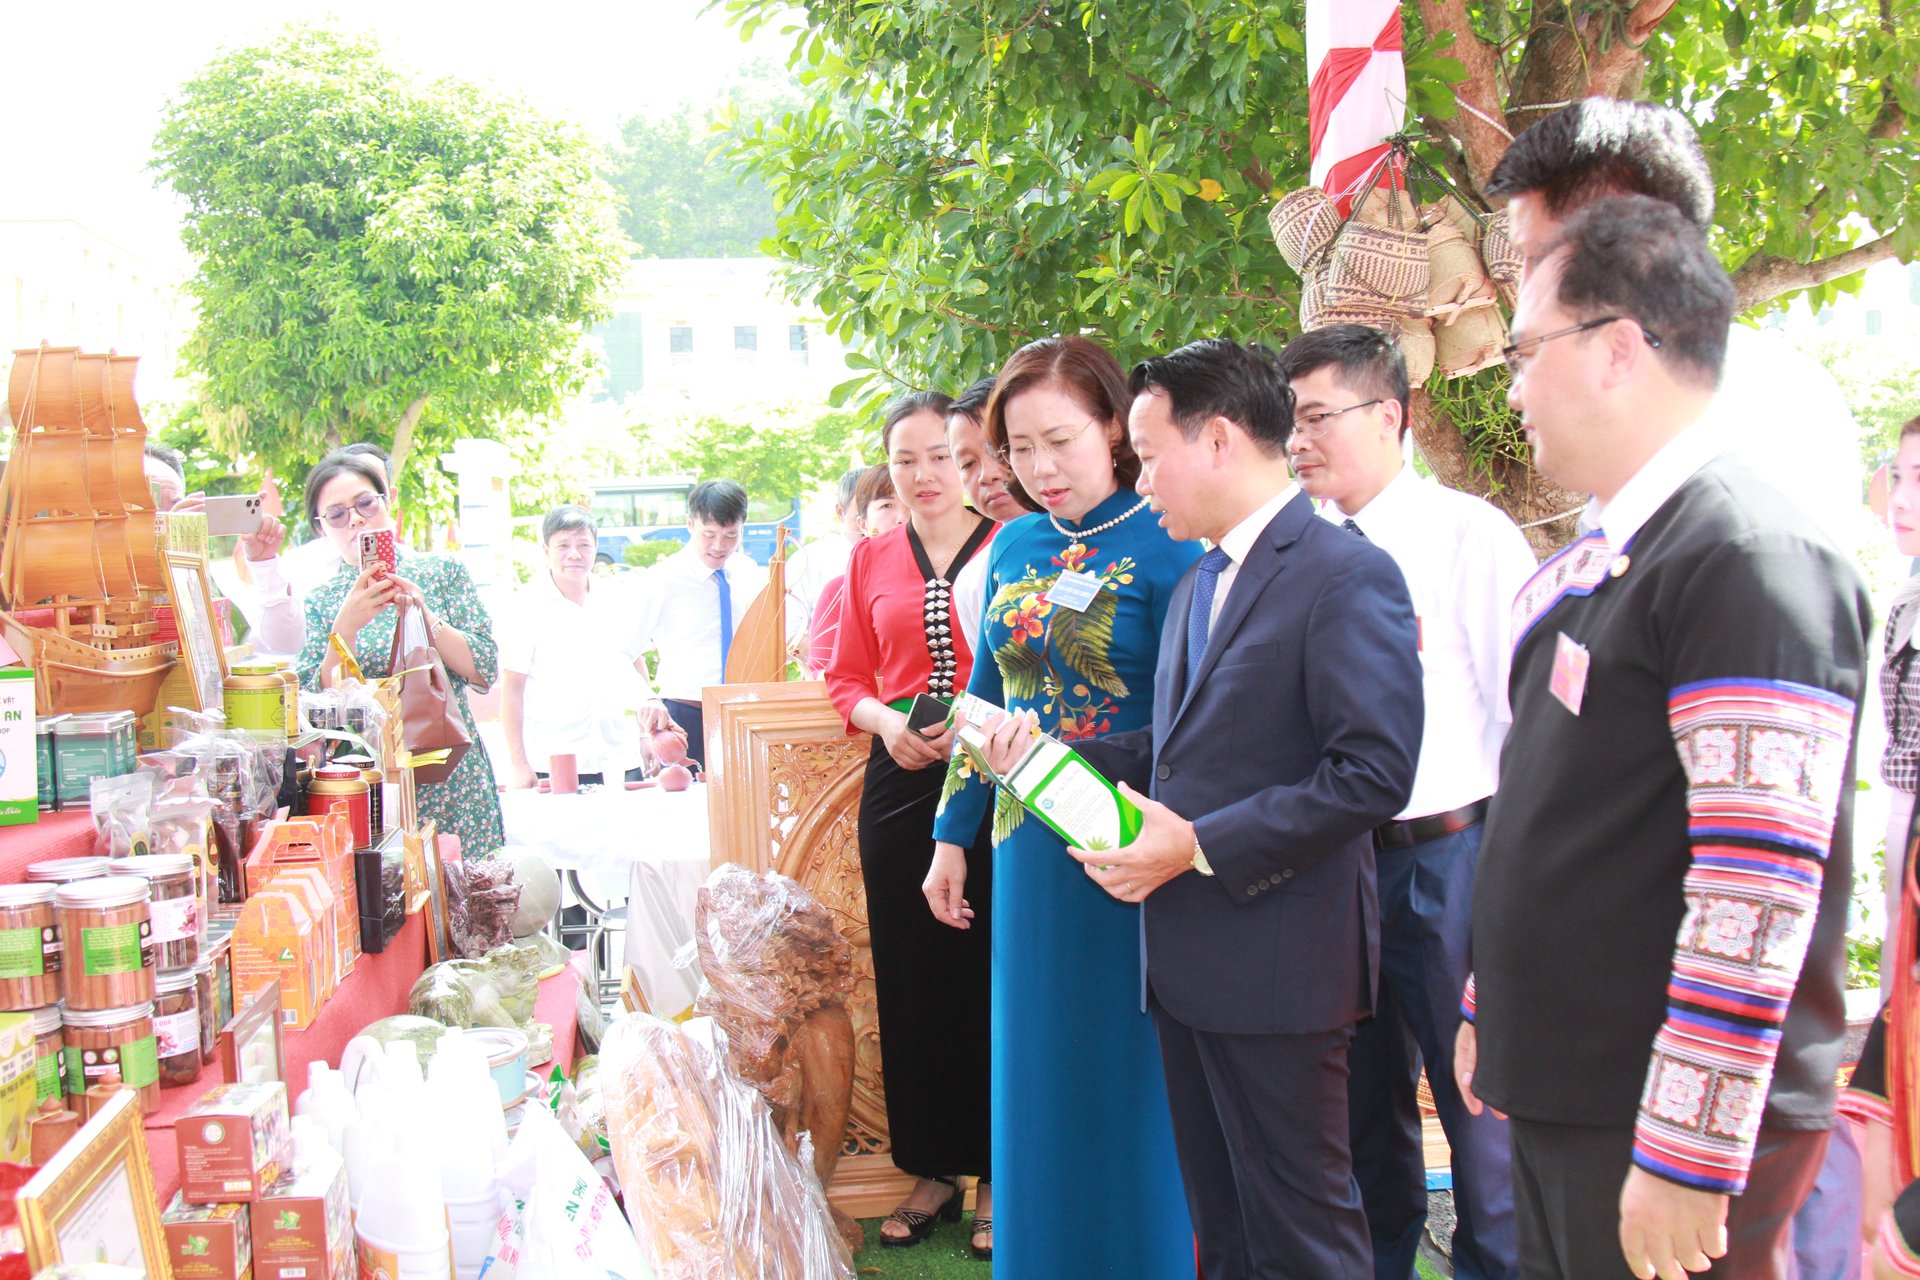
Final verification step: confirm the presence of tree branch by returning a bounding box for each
[1587,0,1679,98]
[389,395,430,484]
[1415,0,1512,190]
[1731,233,1902,313]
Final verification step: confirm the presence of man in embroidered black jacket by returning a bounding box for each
[1453,196,1871,1280]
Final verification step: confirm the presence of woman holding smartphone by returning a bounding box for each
[294,449,505,855]
[826,391,997,1251]
[926,336,1201,1274]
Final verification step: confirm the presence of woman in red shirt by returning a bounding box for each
[804,464,900,678]
[827,390,996,1248]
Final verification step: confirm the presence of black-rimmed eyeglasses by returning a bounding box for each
[1502,316,1662,376]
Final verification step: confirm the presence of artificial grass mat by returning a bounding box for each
[851,1216,988,1276]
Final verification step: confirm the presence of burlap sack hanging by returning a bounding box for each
[1422,202,1508,378]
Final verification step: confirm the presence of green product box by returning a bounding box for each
[954,696,1143,853]
[0,670,37,827]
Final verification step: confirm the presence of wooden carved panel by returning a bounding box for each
[703,681,915,1217]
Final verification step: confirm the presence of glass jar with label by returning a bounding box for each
[25,857,110,885]
[112,854,200,971]
[224,663,290,739]
[0,884,62,1011]
[55,877,155,1011]
[61,1001,160,1114]
[30,1005,63,1104]
[153,969,202,1089]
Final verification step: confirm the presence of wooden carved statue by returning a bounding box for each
[693,863,865,1253]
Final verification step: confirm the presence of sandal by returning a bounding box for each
[879,1176,961,1248]
[969,1215,992,1261]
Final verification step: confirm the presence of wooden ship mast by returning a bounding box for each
[0,344,175,714]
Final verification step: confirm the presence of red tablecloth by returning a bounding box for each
[0,810,97,879]
[0,817,584,1203]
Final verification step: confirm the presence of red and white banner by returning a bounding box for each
[1306,1,1407,214]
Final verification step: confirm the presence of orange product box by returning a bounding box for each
[175,1082,291,1205]
[163,1193,253,1278]
[231,891,321,1031]
[246,812,358,982]
[275,868,337,1000]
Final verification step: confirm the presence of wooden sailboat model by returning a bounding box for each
[0,344,175,714]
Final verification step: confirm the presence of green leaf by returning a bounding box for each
[1050,590,1129,699]
[997,637,1045,701]
[1722,4,1748,50]
[992,786,1026,843]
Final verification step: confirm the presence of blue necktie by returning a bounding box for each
[1342,518,1365,538]
[714,567,734,677]
[1185,547,1231,680]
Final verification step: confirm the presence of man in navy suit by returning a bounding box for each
[981,338,1424,1277]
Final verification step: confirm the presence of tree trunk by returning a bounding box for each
[1408,389,1579,559]
[388,395,430,489]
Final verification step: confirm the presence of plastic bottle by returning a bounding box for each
[354,1147,451,1280]
[340,1112,391,1217]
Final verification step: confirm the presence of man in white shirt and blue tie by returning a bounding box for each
[1284,325,1538,1280]
[626,479,766,762]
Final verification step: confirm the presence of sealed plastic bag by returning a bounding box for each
[692,864,854,1103]
[408,944,552,1063]
[445,854,521,959]
[484,1099,655,1280]
[601,1013,852,1280]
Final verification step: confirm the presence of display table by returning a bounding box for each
[142,931,586,1205]
[500,784,711,1017]
[0,810,101,880]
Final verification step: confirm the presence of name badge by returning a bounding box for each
[1550,631,1590,716]
[1046,570,1103,613]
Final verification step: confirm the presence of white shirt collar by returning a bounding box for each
[1333,462,1417,533]
[532,568,594,606]
[1585,421,1726,550]
[1217,483,1300,566]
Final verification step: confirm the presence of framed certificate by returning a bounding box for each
[166,551,228,715]
[14,1090,170,1274]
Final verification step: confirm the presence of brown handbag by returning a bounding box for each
[386,594,470,785]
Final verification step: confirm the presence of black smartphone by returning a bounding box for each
[906,693,951,736]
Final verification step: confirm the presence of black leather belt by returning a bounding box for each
[1374,798,1490,851]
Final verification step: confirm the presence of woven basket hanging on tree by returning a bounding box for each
[1274,153,1437,381]
[1270,142,1522,382]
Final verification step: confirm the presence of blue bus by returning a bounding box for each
[587,477,802,567]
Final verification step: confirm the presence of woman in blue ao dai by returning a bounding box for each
[927,337,1200,1275]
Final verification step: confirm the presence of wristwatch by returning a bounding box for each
[1190,835,1214,877]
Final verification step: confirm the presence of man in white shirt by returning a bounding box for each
[1284,325,1535,1280]
[498,505,674,788]
[784,467,864,644]
[627,479,767,761]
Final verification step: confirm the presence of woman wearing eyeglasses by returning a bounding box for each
[294,448,505,855]
[925,336,1201,1272]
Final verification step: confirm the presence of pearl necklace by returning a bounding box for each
[1049,496,1150,545]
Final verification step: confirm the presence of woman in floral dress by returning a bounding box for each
[294,451,506,855]
[927,337,1200,1276]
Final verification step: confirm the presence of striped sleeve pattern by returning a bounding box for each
[1634,678,1856,1193]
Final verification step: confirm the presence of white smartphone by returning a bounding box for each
[204,493,264,537]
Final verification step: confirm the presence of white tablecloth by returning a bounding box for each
[499,782,712,1017]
